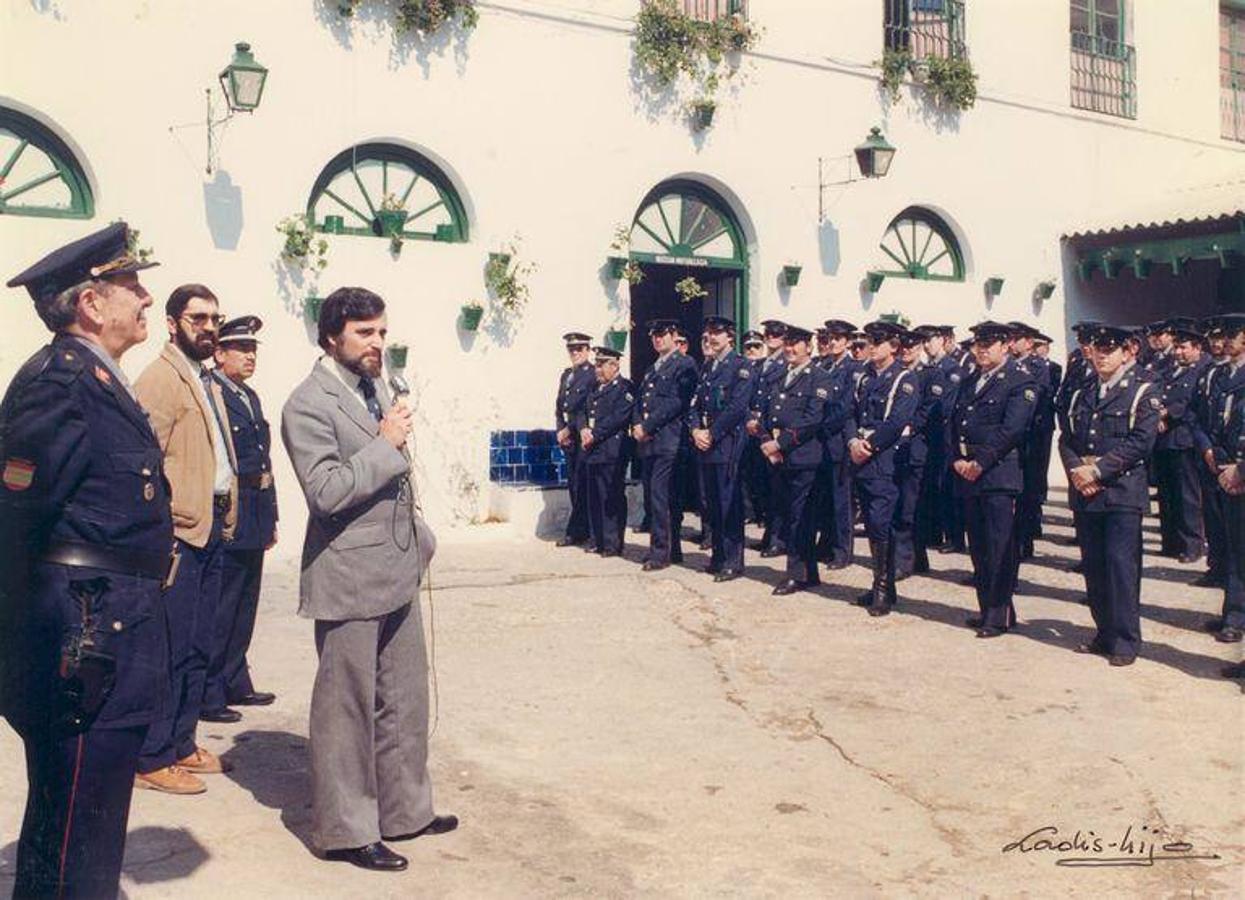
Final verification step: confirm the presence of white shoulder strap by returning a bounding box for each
[883,370,907,420]
[1129,382,1150,430]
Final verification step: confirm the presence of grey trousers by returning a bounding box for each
[310,601,434,851]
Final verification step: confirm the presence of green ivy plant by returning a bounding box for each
[485,240,535,315]
[633,0,759,113]
[876,50,977,111]
[115,220,154,263]
[609,223,646,286]
[674,276,708,304]
[277,213,329,271]
[337,0,479,35]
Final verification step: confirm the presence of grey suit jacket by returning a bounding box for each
[281,360,435,621]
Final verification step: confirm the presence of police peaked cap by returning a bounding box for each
[646,318,679,335]
[758,319,787,336]
[217,315,263,344]
[822,319,857,336]
[7,221,159,304]
[562,331,592,347]
[703,315,735,333]
[783,325,814,343]
[863,320,905,341]
[969,321,1012,343]
[592,346,622,360]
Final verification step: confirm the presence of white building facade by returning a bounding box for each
[2,0,1243,545]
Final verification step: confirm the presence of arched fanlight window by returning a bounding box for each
[877,206,965,281]
[307,143,468,243]
[628,182,746,270]
[0,107,94,219]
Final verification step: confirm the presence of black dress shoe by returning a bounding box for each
[1075,640,1107,656]
[199,707,242,724]
[825,556,851,571]
[964,615,983,628]
[1177,550,1205,564]
[713,568,742,583]
[759,547,784,559]
[867,605,891,617]
[1215,626,1243,644]
[772,579,803,596]
[1108,654,1136,667]
[324,842,408,871]
[583,545,600,554]
[229,691,275,707]
[556,536,585,548]
[975,626,1006,639]
[384,814,459,842]
[641,560,668,572]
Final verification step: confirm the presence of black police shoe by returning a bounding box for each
[975,626,1006,639]
[556,536,585,548]
[713,568,742,583]
[642,560,669,572]
[1075,640,1107,656]
[1215,626,1243,644]
[759,547,784,559]
[384,814,459,842]
[200,707,242,724]
[324,842,408,871]
[229,692,275,707]
[1108,654,1136,667]
[771,579,803,596]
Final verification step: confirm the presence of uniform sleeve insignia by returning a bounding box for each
[931,384,944,396]
[815,388,828,398]
[1148,396,1161,409]
[1023,388,1036,402]
[950,373,961,382]
[625,393,634,402]
[739,368,751,379]
[2,458,35,492]
[93,365,112,385]
[901,382,914,395]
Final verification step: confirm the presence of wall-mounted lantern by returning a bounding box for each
[219,42,269,112]
[818,127,897,221]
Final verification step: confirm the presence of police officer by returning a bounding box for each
[687,316,753,581]
[951,321,1037,638]
[632,320,698,571]
[1059,324,1162,665]
[204,316,278,716]
[812,319,860,569]
[1214,404,1245,679]
[922,325,963,554]
[847,320,919,616]
[758,326,837,595]
[1008,321,1052,560]
[751,320,789,554]
[1196,313,1245,642]
[1192,317,1232,587]
[1154,322,1211,563]
[555,332,596,548]
[581,346,634,556]
[1,222,173,898]
[895,326,947,579]
[739,329,769,527]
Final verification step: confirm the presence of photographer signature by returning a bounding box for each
[1001,825,1221,867]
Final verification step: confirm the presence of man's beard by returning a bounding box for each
[175,323,215,361]
[339,350,382,378]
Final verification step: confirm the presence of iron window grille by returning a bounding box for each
[884,0,967,60]
[1223,5,1245,142]
[1070,0,1137,119]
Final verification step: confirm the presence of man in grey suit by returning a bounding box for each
[281,287,456,873]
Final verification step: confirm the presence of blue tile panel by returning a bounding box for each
[489,430,568,485]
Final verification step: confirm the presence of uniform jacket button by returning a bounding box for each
[112,621,123,632]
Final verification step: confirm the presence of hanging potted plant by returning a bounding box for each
[607,223,645,285]
[485,240,534,316]
[377,193,409,254]
[781,261,802,287]
[277,213,329,271]
[675,275,709,304]
[385,342,409,370]
[690,98,716,131]
[460,300,485,332]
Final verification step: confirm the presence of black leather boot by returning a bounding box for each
[869,537,894,616]
[857,539,881,606]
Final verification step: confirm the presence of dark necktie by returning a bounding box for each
[200,369,236,473]
[359,377,384,422]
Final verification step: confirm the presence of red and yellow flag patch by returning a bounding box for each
[2,458,35,492]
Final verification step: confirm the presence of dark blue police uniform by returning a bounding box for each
[1196,348,1245,633]
[846,332,919,615]
[813,349,860,568]
[633,340,697,569]
[950,347,1037,635]
[1156,350,1211,560]
[1193,357,1233,584]
[933,352,967,553]
[1059,354,1161,661]
[895,360,947,578]
[205,358,277,710]
[582,368,634,556]
[1215,376,1245,639]
[555,340,596,545]
[1,223,171,899]
[1014,350,1053,558]
[687,336,753,578]
[753,350,788,553]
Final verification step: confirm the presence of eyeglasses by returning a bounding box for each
[182,312,225,327]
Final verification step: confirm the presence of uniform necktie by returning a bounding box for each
[359,377,384,422]
[200,369,237,473]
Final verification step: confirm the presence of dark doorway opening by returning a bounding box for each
[627,264,742,377]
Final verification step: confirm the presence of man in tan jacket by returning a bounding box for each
[134,283,237,794]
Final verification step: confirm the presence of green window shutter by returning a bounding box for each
[307,143,468,243]
[0,107,94,220]
[876,206,965,282]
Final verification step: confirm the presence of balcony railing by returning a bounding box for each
[884,0,966,60]
[680,0,745,21]
[1223,82,1245,142]
[1070,30,1136,119]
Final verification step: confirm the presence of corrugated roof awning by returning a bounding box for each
[1062,177,1245,240]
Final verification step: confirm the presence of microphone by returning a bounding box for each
[389,372,411,399]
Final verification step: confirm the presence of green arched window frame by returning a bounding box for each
[627,180,747,271]
[877,206,965,281]
[0,107,94,219]
[307,143,468,243]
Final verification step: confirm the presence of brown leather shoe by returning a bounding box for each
[135,765,207,795]
[177,747,232,775]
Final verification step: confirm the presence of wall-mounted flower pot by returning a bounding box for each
[1034,280,1056,300]
[386,344,409,370]
[865,271,886,293]
[460,305,484,332]
[435,223,457,242]
[985,276,1005,296]
[376,210,409,237]
[607,256,629,279]
[323,215,345,234]
[605,329,628,352]
[782,265,802,287]
[304,296,324,322]
[691,103,716,131]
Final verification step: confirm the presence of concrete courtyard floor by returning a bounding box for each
[1,502,1242,898]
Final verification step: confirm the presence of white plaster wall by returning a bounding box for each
[1,0,1242,552]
